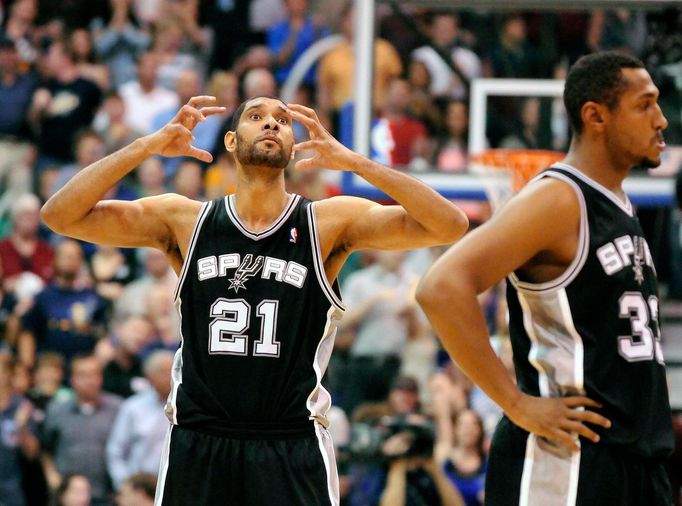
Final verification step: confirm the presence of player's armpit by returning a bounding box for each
[424,177,582,297]
[42,193,201,253]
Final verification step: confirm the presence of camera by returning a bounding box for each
[349,414,435,462]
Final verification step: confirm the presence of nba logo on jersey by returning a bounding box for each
[289,227,298,243]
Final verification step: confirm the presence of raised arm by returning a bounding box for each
[287,104,469,253]
[415,178,611,452]
[40,97,224,253]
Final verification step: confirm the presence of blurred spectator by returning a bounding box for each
[101,316,154,398]
[92,92,135,156]
[69,28,111,92]
[114,249,175,321]
[29,40,103,170]
[339,251,420,414]
[151,69,222,177]
[317,3,402,131]
[171,160,204,200]
[353,375,421,423]
[434,409,486,506]
[106,350,173,490]
[3,0,39,69]
[36,0,106,31]
[140,283,180,354]
[42,354,121,504]
[25,352,69,420]
[406,60,441,135]
[152,17,207,92]
[115,472,156,506]
[242,66,277,97]
[250,0,287,42]
[370,78,429,170]
[486,14,544,78]
[204,150,237,199]
[54,473,92,506]
[206,0,252,71]
[433,100,469,173]
[0,194,54,290]
[267,0,329,86]
[131,0,161,28]
[118,51,178,136]
[499,97,542,150]
[91,245,133,306]
[0,36,38,220]
[587,9,647,56]
[380,422,464,506]
[0,352,40,506]
[411,13,481,100]
[93,0,152,90]
[50,129,107,196]
[0,271,20,350]
[134,158,167,198]
[18,240,108,368]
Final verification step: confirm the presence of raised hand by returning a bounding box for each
[287,103,357,172]
[143,96,225,163]
[507,393,611,452]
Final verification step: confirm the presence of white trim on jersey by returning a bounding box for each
[154,425,173,506]
[509,171,590,293]
[307,202,346,311]
[306,306,340,422]
[553,162,634,217]
[314,422,340,506]
[224,193,300,240]
[167,302,186,425]
[173,201,213,303]
[517,288,585,505]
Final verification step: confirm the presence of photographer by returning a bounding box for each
[379,414,464,506]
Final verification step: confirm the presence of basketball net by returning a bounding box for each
[470,149,565,212]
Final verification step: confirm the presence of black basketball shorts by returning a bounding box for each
[485,416,672,506]
[154,424,339,506]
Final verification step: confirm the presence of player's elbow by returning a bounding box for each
[436,207,469,244]
[40,200,63,233]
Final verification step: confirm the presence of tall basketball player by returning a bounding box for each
[417,51,673,505]
[40,96,469,505]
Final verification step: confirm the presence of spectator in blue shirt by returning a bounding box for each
[18,239,108,369]
[267,0,329,86]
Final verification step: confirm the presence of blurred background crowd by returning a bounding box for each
[0,0,682,505]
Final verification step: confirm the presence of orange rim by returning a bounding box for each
[471,149,565,191]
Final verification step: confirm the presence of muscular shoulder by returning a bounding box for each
[313,195,376,229]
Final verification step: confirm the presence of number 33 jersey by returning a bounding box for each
[167,194,345,436]
[506,164,673,458]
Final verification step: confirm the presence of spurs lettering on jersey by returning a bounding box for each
[597,235,655,283]
[197,253,308,290]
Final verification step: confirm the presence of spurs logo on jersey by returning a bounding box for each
[228,254,264,292]
[596,234,655,283]
[197,253,308,290]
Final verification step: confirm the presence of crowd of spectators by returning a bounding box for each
[0,1,681,505]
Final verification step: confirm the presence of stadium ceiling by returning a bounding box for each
[383,0,681,10]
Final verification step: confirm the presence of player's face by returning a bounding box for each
[232,98,294,169]
[605,68,668,169]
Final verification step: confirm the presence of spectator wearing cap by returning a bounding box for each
[0,36,38,220]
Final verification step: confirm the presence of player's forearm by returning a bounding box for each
[351,155,468,243]
[41,137,151,233]
[416,274,522,415]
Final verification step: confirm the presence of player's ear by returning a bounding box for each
[581,101,606,134]
[225,131,236,153]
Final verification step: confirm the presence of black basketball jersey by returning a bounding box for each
[166,194,345,437]
[506,163,673,458]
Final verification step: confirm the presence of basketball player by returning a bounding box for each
[416,52,673,505]
[40,95,469,505]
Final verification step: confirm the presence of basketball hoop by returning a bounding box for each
[470,149,565,212]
